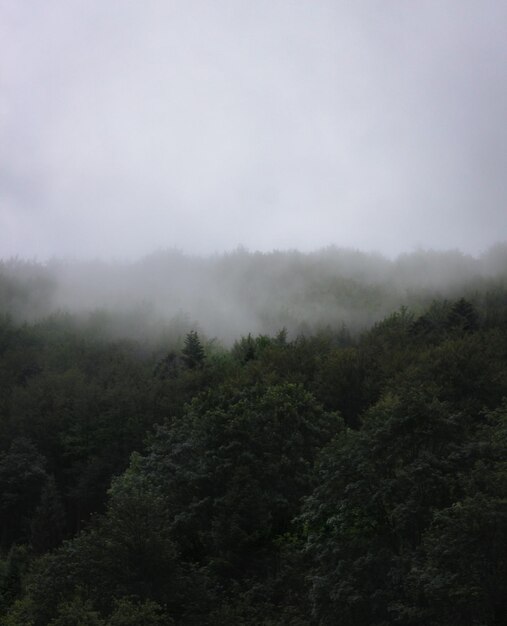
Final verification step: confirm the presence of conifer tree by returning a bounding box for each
[182,330,205,369]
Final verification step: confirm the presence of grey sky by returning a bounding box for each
[1,0,506,260]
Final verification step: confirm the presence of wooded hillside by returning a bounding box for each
[1,249,506,624]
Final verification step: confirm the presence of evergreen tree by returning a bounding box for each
[181,331,205,369]
[446,297,480,334]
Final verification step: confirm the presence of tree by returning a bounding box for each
[181,331,205,369]
[143,383,341,585]
[314,347,371,428]
[48,595,106,626]
[446,297,479,334]
[0,438,47,548]
[108,596,172,626]
[25,458,207,625]
[412,495,507,626]
[30,475,66,554]
[300,390,465,625]
[404,402,507,625]
[0,545,31,616]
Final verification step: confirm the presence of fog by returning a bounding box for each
[2,1,507,260]
[2,245,507,343]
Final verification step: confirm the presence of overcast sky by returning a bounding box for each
[1,0,506,260]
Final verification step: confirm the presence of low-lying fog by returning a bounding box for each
[2,245,506,343]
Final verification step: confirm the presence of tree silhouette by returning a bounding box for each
[447,298,479,334]
[182,331,205,369]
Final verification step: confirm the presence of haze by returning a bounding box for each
[1,1,507,260]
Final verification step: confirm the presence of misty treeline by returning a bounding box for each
[2,243,507,341]
[0,247,507,624]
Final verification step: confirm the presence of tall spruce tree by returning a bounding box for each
[182,331,205,369]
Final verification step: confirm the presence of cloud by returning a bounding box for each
[1,0,506,259]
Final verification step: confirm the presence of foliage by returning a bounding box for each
[181,331,206,369]
[108,596,172,626]
[1,276,507,623]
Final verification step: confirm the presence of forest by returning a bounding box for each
[1,246,507,625]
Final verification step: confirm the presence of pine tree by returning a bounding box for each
[447,298,479,334]
[182,331,205,369]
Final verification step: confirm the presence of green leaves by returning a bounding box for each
[416,495,507,625]
[300,390,507,625]
[142,383,341,580]
[1,290,507,624]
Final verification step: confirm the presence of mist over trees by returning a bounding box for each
[1,244,507,624]
[3,0,506,619]
[1,244,507,342]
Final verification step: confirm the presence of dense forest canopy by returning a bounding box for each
[0,245,506,624]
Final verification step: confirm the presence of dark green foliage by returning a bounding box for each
[0,545,31,615]
[414,495,507,626]
[314,346,371,428]
[181,331,205,369]
[24,458,205,625]
[48,595,106,626]
[1,277,507,624]
[409,299,451,342]
[403,402,507,625]
[108,596,172,625]
[142,383,340,580]
[1,596,36,626]
[30,475,66,554]
[232,333,257,363]
[301,392,457,624]
[154,351,184,379]
[0,439,47,548]
[0,321,159,535]
[446,297,480,334]
[300,391,507,625]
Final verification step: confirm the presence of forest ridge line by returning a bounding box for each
[1,243,507,343]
